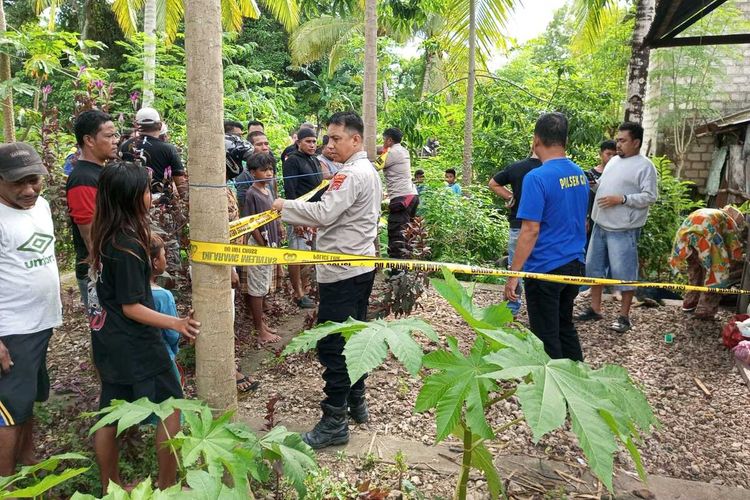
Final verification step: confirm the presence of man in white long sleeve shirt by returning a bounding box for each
[575,122,657,333]
[272,112,382,449]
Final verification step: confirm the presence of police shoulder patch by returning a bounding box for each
[330,173,348,190]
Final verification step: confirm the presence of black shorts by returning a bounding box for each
[0,329,53,427]
[99,368,183,412]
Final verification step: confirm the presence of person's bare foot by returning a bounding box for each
[265,323,278,334]
[235,370,260,393]
[257,330,281,345]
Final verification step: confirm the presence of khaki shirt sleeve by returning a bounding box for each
[281,171,359,227]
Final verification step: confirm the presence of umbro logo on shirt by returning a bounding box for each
[17,232,54,254]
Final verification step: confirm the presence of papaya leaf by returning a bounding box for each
[589,364,658,433]
[285,317,435,383]
[281,318,369,356]
[415,336,497,441]
[127,478,155,500]
[481,325,656,492]
[182,470,246,499]
[471,441,503,499]
[88,398,161,436]
[343,326,390,383]
[386,318,439,343]
[430,269,513,330]
[259,426,317,498]
[3,467,90,499]
[176,407,240,479]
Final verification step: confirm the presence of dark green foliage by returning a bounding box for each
[638,157,703,280]
[235,14,291,77]
[418,179,509,266]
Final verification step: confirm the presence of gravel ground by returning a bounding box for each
[243,285,750,491]
[42,281,750,496]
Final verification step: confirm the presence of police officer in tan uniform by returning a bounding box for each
[272,112,382,449]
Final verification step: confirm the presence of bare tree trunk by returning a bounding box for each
[0,1,15,143]
[143,0,157,107]
[461,0,476,185]
[185,0,236,411]
[420,48,437,99]
[362,0,377,159]
[624,0,655,124]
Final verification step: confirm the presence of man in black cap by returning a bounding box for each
[0,143,62,476]
[281,127,323,308]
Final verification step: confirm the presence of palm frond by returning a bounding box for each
[571,5,627,54]
[289,15,360,65]
[32,0,54,15]
[570,0,620,50]
[440,0,513,79]
[111,0,146,37]
[327,23,362,75]
[157,0,185,43]
[258,0,300,32]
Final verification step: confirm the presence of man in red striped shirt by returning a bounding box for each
[65,110,119,311]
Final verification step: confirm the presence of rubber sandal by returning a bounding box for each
[236,376,260,393]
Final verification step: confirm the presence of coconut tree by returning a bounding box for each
[573,0,656,123]
[184,0,236,409]
[0,0,13,142]
[362,0,377,158]
[291,0,513,180]
[461,0,476,184]
[112,0,300,106]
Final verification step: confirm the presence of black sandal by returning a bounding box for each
[236,376,260,393]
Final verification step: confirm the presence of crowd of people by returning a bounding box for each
[0,108,743,491]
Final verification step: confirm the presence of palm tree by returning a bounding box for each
[573,0,656,123]
[112,0,300,106]
[184,0,236,409]
[362,0,377,159]
[0,0,14,142]
[461,0,476,185]
[291,0,513,181]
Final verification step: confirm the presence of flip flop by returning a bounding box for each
[236,376,260,393]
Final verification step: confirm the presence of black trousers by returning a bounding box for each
[316,271,376,406]
[387,195,419,258]
[524,259,584,362]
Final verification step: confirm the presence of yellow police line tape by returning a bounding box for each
[228,180,330,240]
[189,240,750,295]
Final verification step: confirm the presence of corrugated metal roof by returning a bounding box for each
[695,108,750,136]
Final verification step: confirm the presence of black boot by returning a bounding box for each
[348,388,369,424]
[302,403,349,449]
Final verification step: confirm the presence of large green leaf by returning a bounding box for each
[415,336,496,441]
[259,427,317,498]
[284,317,436,383]
[481,327,657,491]
[177,407,239,473]
[282,318,368,356]
[2,467,90,499]
[471,441,503,499]
[430,269,513,331]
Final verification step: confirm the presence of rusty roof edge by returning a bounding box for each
[695,108,750,136]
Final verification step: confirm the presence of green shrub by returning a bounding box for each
[419,183,509,267]
[639,157,703,281]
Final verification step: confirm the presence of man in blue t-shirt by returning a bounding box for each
[504,112,589,361]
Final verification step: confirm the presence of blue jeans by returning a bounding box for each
[507,228,522,316]
[586,225,640,291]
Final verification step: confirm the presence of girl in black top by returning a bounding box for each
[88,161,200,491]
